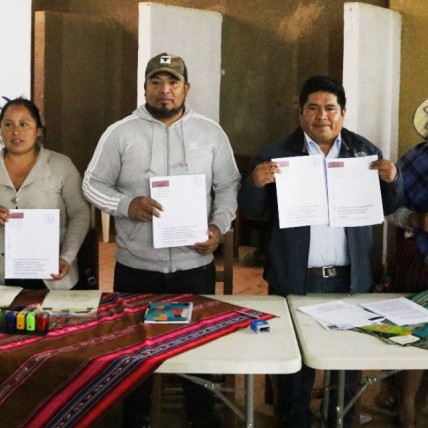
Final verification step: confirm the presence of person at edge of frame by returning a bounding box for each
[0,97,90,290]
[383,130,428,428]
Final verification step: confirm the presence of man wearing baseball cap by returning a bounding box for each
[145,52,188,81]
[83,53,240,427]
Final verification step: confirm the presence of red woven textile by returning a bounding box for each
[0,291,273,427]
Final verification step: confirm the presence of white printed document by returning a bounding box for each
[42,289,103,314]
[274,154,384,228]
[360,297,428,326]
[298,300,384,330]
[150,175,208,249]
[5,209,59,279]
[327,155,384,227]
[274,155,329,228]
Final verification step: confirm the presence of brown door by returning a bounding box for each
[34,11,122,175]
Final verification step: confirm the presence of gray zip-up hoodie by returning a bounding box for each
[83,105,240,273]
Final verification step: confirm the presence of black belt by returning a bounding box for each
[307,265,350,278]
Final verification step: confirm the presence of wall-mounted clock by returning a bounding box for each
[413,98,428,139]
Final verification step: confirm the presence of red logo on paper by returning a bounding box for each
[9,212,24,219]
[328,162,344,168]
[152,180,170,188]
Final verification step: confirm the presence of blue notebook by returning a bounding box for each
[144,302,193,324]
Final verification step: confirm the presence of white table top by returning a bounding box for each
[287,293,428,370]
[156,294,301,375]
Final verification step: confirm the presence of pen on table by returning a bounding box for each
[235,310,260,319]
[368,316,384,321]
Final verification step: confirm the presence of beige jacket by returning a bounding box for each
[0,146,90,289]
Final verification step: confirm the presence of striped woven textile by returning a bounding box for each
[0,291,273,427]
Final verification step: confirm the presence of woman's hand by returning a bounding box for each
[0,206,10,226]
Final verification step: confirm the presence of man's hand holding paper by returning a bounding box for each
[327,155,384,227]
[193,224,221,255]
[128,196,163,222]
[274,155,328,228]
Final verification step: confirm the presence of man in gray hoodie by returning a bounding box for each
[83,53,240,428]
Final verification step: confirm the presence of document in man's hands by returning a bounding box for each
[273,155,329,228]
[274,154,384,228]
[150,175,208,249]
[326,155,384,227]
[5,209,59,279]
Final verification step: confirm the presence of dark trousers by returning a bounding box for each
[114,261,217,427]
[275,271,357,428]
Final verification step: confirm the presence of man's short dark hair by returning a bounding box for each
[299,75,346,110]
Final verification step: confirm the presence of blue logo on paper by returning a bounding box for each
[44,213,55,224]
[192,176,203,187]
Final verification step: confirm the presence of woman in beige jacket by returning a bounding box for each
[0,97,90,289]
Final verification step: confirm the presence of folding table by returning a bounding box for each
[155,294,302,428]
[287,293,428,428]
[0,292,300,428]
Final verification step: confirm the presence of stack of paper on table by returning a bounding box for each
[360,297,428,326]
[42,290,103,316]
[356,296,428,347]
[299,295,428,339]
[298,300,385,330]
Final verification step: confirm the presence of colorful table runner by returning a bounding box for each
[0,291,273,427]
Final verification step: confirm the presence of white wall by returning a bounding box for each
[343,2,401,162]
[343,2,402,273]
[0,0,32,110]
[138,2,222,122]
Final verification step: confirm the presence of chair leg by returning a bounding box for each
[223,374,238,427]
[233,217,240,259]
[150,373,162,428]
[101,212,110,243]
